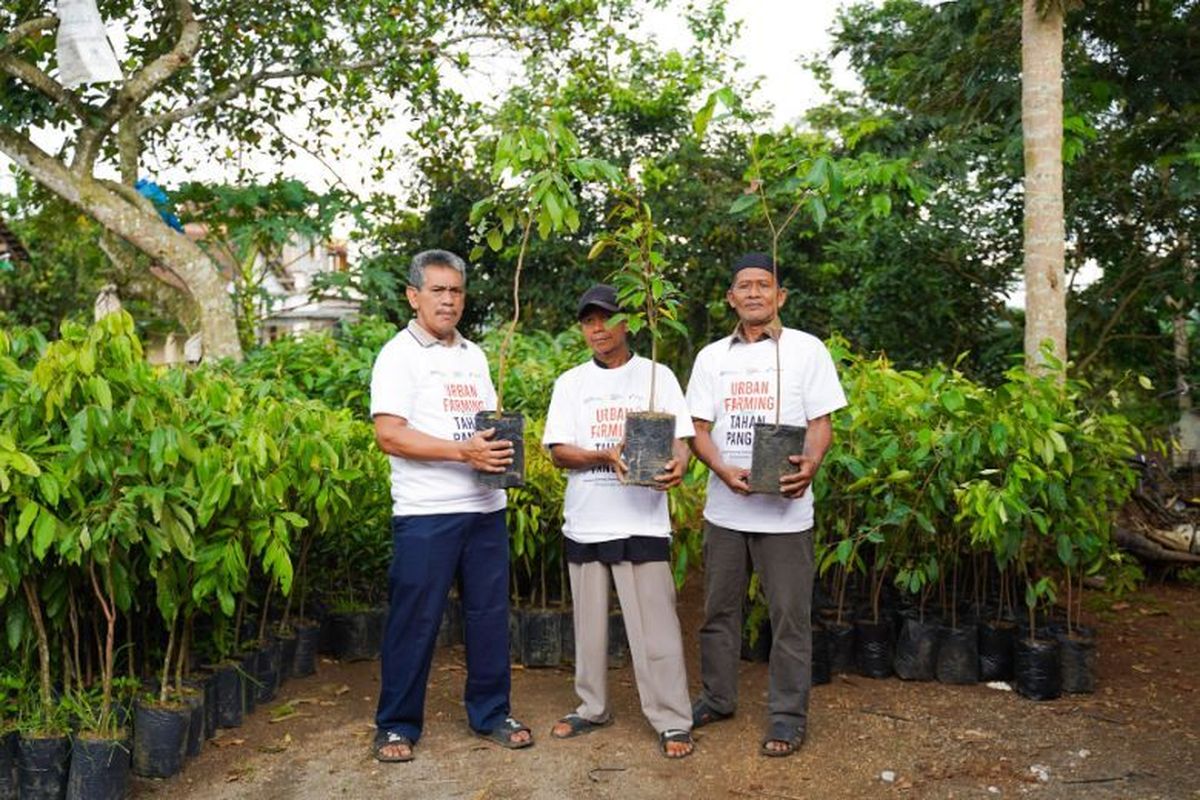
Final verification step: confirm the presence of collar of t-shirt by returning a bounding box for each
[729,318,783,346]
[591,352,636,370]
[406,318,466,349]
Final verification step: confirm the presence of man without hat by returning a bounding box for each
[369,249,534,761]
[685,252,847,756]
[541,283,696,758]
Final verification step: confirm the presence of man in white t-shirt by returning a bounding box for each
[542,284,696,759]
[369,250,533,762]
[685,252,847,757]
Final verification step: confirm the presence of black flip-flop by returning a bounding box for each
[477,716,535,749]
[551,712,613,739]
[659,729,695,759]
[760,721,803,758]
[373,730,415,763]
[690,697,732,729]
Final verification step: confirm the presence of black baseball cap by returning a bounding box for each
[732,251,775,280]
[576,284,621,319]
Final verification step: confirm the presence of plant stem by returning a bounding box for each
[160,615,176,704]
[67,585,82,691]
[22,578,53,718]
[61,633,72,697]
[175,614,190,695]
[1070,563,1080,638]
[495,213,534,415]
[90,559,116,732]
[126,611,136,679]
[950,557,958,629]
[297,534,312,622]
[258,579,275,643]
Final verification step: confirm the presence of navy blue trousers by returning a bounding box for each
[375,510,511,743]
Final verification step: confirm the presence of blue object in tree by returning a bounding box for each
[135,179,184,232]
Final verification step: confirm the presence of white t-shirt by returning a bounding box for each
[686,328,846,533]
[542,355,695,543]
[369,325,506,517]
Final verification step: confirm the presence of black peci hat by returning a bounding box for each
[731,251,775,280]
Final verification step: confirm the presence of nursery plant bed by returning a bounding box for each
[124,582,1200,800]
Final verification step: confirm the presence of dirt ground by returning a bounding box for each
[131,580,1200,800]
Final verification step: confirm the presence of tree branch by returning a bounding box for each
[0,53,91,121]
[0,125,88,205]
[98,178,158,217]
[138,56,391,134]
[252,111,356,195]
[106,0,202,123]
[134,27,495,134]
[0,15,58,53]
[1074,275,1146,373]
[74,0,203,174]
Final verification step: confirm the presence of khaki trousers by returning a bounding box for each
[568,559,692,733]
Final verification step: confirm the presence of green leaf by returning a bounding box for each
[1137,375,1153,390]
[835,538,853,563]
[16,501,39,542]
[807,195,827,229]
[693,96,716,139]
[870,193,892,218]
[728,194,758,216]
[941,389,965,412]
[32,511,55,560]
[89,376,112,411]
[486,227,503,252]
[543,191,564,230]
[587,239,611,260]
[1056,534,1074,566]
[6,605,24,651]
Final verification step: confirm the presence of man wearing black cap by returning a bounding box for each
[541,284,696,758]
[685,253,846,757]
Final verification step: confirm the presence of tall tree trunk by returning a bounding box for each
[1021,0,1067,371]
[1170,234,1195,467]
[1173,233,1193,414]
[0,131,243,361]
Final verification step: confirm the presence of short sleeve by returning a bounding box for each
[541,372,576,446]
[658,365,696,438]
[370,337,415,419]
[685,347,718,422]
[802,341,848,421]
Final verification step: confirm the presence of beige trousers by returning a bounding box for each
[568,560,692,733]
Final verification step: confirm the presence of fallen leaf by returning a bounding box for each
[258,733,293,754]
[1132,664,1151,674]
[334,684,350,696]
[211,737,245,748]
